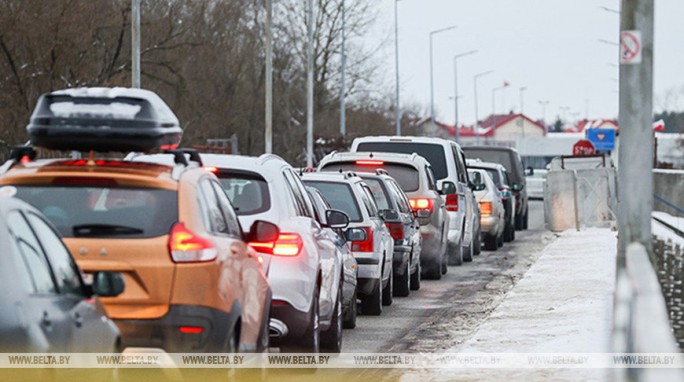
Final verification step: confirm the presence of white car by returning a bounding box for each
[302,172,394,316]
[526,168,547,200]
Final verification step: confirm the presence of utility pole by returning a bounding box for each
[473,70,493,145]
[131,0,141,88]
[394,0,402,135]
[339,0,346,137]
[265,0,273,153]
[617,0,654,263]
[453,50,477,143]
[520,86,527,137]
[429,25,458,128]
[306,0,314,167]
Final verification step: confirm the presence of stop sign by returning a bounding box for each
[573,139,596,156]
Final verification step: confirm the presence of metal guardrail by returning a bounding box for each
[613,242,684,382]
[654,193,684,216]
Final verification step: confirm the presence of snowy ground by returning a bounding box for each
[399,228,618,381]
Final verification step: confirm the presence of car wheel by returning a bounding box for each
[441,253,448,274]
[410,261,421,291]
[447,242,463,266]
[484,234,498,251]
[515,212,523,230]
[473,232,481,255]
[361,278,382,315]
[321,287,343,353]
[281,291,320,353]
[463,242,473,262]
[382,267,393,306]
[523,208,529,230]
[394,262,410,297]
[497,232,504,247]
[504,221,515,242]
[343,287,357,329]
[225,325,239,353]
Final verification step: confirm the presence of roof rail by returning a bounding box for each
[164,148,203,167]
[257,153,285,165]
[375,168,389,176]
[344,171,358,179]
[0,145,38,177]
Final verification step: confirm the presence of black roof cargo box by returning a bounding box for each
[27,87,182,153]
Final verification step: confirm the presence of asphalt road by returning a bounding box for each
[341,200,556,353]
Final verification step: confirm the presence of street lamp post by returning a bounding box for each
[491,83,508,140]
[520,86,527,137]
[473,70,493,145]
[453,50,477,143]
[131,0,140,88]
[340,0,346,137]
[265,0,273,153]
[394,0,403,135]
[429,25,458,128]
[306,0,314,167]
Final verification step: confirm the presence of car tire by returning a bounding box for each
[361,278,382,315]
[484,234,498,251]
[394,262,410,297]
[473,232,481,255]
[343,288,357,329]
[410,261,421,291]
[424,257,442,280]
[497,232,504,247]
[504,221,515,242]
[321,287,343,353]
[382,268,393,306]
[281,290,320,353]
[447,242,463,266]
[463,243,473,262]
[523,208,529,230]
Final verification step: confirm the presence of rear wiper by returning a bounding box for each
[73,224,144,237]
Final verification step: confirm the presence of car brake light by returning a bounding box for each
[445,194,458,212]
[168,223,217,263]
[179,326,203,334]
[409,198,433,212]
[385,222,404,240]
[480,201,493,216]
[356,160,384,166]
[249,233,303,257]
[204,166,219,173]
[351,227,374,252]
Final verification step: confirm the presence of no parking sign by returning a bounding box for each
[620,30,642,64]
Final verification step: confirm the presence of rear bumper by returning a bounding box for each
[480,216,501,236]
[114,304,239,353]
[353,251,382,280]
[392,244,411,275]
[357,277,380,296]
[269,301,311,347]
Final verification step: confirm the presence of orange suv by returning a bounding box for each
[0,148,275,353]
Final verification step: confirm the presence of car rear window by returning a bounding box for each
[472,167,502,187]
[215,171,271,215]
[14,186,178,238]
[463,148,520,182]
[302,181,363,222]
[358,177,391,210]
[356,142,448,180]
[319,161,420,192]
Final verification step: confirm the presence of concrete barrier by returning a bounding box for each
[653,169,684,218]
[544,167,617,232]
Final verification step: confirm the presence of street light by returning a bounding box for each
[265,0,273,153]
[393,0,406,136]
[519,86,527,137]
[473,70,494,145]
[306,0,314,167]
[131,0,141,88]
[491,82,509,140]
[429,25,458,128]
[340,0,346,137]
[538,100,550,127]
[453,50,477,143]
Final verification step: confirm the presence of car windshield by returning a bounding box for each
[355,142,448,180]
[320,161,420,192]
[472,167,502,188]
[463,149,517,181]
[216,171,271,215]
[13,186,178,238]
[302,181,363,222]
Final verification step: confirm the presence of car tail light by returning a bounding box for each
[385,222,404,240]
[351,227,374,252]
[204,166,219,173]
[409,198,434,216]
[356,160,384,166]
[249,233,303,257]
[480,201,493,216]
[179,326,203,334]
[168,223,218,263]
[445,194,458,211]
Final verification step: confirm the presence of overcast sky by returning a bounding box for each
[367,0,684,126]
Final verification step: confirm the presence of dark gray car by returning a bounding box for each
[0,195,123,352]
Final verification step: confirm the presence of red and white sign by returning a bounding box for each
[573,139,596,156]
[620,30,642,65]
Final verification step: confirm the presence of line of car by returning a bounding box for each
[0,87,530,355]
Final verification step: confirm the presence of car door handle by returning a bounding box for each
[42,311,51,327]
[74,312,83,328]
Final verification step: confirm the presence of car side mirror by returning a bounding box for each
[345,227,367,242]
[92,272,125,297]
[526,167,534,176]
[379,209,400,222]
[470,182,486,192]
[512,183,524,192]
[247,220,279,242]
[440,181,457,195]
[325,209,349,229]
